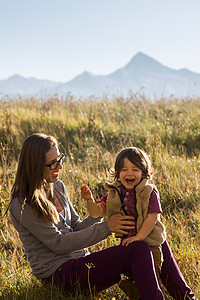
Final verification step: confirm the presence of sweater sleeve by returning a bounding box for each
[9,197,111,256]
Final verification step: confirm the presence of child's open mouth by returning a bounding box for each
[126,179,134,184]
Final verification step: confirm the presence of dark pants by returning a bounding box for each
[161,240,195,299]
[43,240,195,300]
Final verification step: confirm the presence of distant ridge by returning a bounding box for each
[1,52,200,100]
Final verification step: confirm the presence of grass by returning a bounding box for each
[0,95,199,299]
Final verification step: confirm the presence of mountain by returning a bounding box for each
[0,74,59,98]
[1,52,200,100]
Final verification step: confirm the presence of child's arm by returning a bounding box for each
[122,213,159,246]
[81,184,106,218]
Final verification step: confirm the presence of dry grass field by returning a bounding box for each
[0,95,199,299]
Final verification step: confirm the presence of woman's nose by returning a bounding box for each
[58,162,63,169]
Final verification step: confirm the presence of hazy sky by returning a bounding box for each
[1,0,200,82]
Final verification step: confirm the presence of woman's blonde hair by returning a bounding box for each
[11,133,59,223]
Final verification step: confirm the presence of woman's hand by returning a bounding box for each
[107,214,135,235]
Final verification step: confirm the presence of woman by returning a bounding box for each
[9,133,195,300]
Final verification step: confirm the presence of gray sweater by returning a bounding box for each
[9,180,111,278]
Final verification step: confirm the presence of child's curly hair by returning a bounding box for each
[112,147,153,180]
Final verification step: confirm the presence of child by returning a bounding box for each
[81,147,166,298]
[81,147,166,273]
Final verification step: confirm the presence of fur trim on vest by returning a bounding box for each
[104,181,124,218]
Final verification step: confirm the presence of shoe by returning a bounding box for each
[119,276,141,300]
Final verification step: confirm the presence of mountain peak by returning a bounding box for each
[129,52,161,65]
[133,51,149,59]
[80,71,96,78]
[123,52,166,74]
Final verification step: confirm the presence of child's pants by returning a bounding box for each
[161,240,195,299]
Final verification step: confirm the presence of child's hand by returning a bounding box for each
[122,235,141,246]
[81,184,93,201]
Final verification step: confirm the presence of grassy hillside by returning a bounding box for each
[0,95,199,299]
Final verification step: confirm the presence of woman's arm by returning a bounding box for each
[9,197,111,255]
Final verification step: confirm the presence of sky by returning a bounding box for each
[1,0,200,82]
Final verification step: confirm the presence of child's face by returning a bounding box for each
[119,157,142,190]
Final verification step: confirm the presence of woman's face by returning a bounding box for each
[44,146,63,183]
[119,157,142,190]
